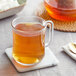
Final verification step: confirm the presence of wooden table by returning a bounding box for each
[0,0,76,76]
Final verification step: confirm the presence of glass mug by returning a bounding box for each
[11,16,53,65]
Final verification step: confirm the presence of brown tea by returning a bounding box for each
[12,23,45,64]
[44,0,76,21]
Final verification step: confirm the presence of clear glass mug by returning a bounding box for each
[11,16,54,66]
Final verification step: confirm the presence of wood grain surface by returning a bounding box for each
[0,0,76,76]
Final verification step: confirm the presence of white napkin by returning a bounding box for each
[62,43,76,60]
[5,47,59,72]
[0,0,19,11]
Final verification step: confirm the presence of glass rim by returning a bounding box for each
[11,16,46,33]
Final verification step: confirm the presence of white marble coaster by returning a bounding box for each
[5,47,59,72]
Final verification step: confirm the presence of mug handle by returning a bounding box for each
[44,20,54,47]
